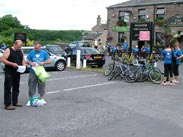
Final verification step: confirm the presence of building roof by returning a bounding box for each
[107,0,183,9]
[82,32,103,40]
[92,24,107,31]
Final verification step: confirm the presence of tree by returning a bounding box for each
[0,14,23,32]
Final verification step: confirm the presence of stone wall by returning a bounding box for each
[107,2,183,47]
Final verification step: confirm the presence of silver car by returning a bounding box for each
[1,46,66,71]
[0,49,4,62]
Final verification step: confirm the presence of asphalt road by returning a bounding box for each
[0,58,183,137]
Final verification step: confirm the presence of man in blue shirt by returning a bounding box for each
[132,45,139,58]
[26,41,51,106]
[122,40,128,53]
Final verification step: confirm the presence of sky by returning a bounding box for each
[0,0,128,30]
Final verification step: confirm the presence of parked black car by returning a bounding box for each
[67,47,105,68]
[65,41,90,54]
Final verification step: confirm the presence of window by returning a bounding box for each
[156,8,165,19]
[156,32,164,46]
[119,11,130,22]
[138,9,146,20]
[118,32,125,43]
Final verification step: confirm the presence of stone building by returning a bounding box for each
[82,15,108,51]
[107,0,183,51]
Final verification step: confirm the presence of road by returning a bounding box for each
[0,59,183,137]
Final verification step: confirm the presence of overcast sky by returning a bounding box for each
[0,0,128,30]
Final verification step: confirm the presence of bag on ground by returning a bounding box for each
[30,96,44,107]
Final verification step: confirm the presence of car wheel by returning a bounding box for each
[55,60,66,71]
[98,64,104,68]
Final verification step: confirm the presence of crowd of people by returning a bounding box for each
[105,41,150,59]
[106,40,183,86]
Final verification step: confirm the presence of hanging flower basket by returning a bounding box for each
[107,35,113,41]
[155,18,165,26]
[117,20,123,26]
[162,33,171,37]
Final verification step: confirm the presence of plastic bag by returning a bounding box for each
[33,65,50,83]
[30,96,44,107]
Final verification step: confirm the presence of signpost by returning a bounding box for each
[14,33,27,46]
[130,22,154,54]
[112,26,130,32]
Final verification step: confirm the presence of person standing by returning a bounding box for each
[132,45,139,58]
[161,41,174,86]
[174,41,183,83]
[112,44,119,60]
[26,41,51,106]
[2,40,26,110]
[1,43,7,51]
[122,40,129,53]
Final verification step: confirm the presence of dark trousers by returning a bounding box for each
[4,72,20,107]
[164,64,173,78]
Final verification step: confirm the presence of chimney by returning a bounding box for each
[97,15,101,25]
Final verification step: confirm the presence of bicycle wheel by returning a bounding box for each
[148,67,163,84]
[104,63,114,76]
[137,73,148,82]
[108,66,121,81]
[125,66,140,83]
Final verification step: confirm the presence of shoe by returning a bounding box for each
[169,82,176,86]
[161,82,167,86]
[175,81,179,84]
[5,105,16,110]
[40,99,47,105]
[14,103,23,107]
[26,100,31,107]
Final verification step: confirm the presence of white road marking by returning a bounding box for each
[47,74,98,81]
[46,90,61,94]
[46,81,117,95]
[20,74,98,85]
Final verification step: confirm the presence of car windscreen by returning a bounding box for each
[47,46,63,52]
[84,48,100,54]
[22,49,33,55]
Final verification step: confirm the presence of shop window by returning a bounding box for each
[138,9,146,20]
[119,11,130,22]
[156,32,164,47]
[156,8,165,19]
[118,32,125,43]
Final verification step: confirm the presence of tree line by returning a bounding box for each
[0,14,83,47]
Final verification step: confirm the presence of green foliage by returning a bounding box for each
[28,29,82,45]
[0,14,84,46]
[0,35,14,47]
[117,19,127,26]
[0,14,23,32]
[137,18,146,23]
[155,18,166,26]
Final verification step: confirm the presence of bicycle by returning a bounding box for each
[135,56,163,84]
[104,53,120,76]
[108,60,140,83]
